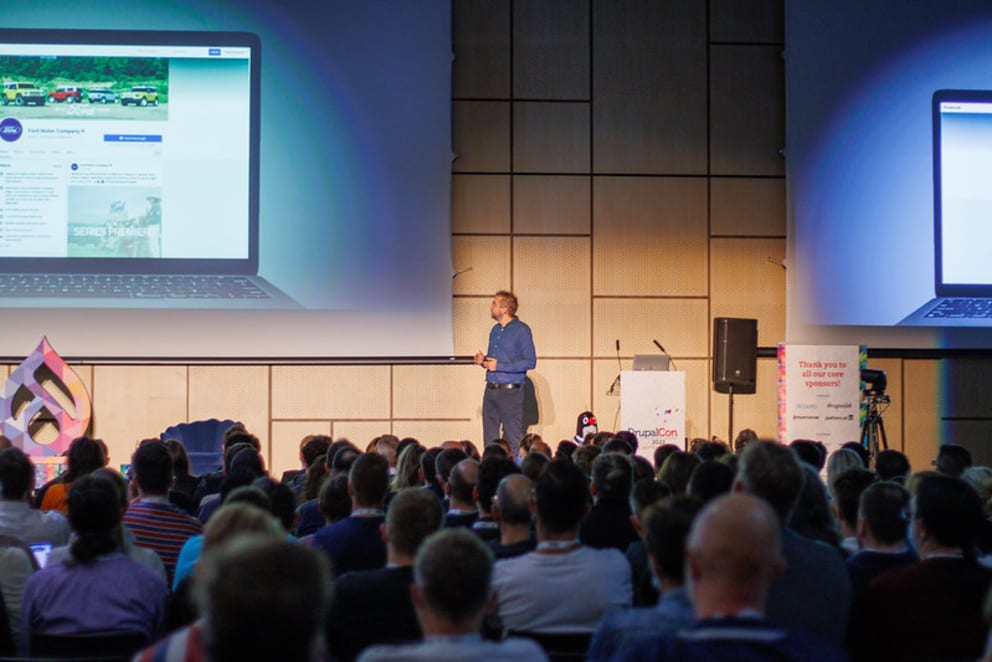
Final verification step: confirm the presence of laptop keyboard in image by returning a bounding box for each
[925,298,992,319]
[0,274,275,299]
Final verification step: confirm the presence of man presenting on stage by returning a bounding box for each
[475,291,536,454]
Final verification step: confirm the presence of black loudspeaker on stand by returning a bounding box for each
[712,318,758,444]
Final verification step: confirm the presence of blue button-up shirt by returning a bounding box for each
[486,317,536,385]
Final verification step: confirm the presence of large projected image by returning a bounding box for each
[0,1,454,358]
[787,0,992,348]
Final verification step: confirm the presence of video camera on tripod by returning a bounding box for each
[860,368,889,464]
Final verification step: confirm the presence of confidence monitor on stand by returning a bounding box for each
[632,354,671,371]
[712,317,758,443]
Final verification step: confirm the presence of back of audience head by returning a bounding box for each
[591,452,633,501]
[601,438,632,456]
[330,445,360,478]
[613,430,639,454]
[904,470,940,495]
[448,458,479,505]
[396,437,421,461]
[67,474,121,563]
[203,501,284,554]
[790,440,826,471]
[420,448,443,489]
[913,473,983,555]
[299,435,331,470]
[393,443,425,491]
[132,440,173,495]
[827,448,865,496]
[63,435,106,483]
[252,477,296,532]
[476,456,520,516]
[962,465,992,494]
[0,447,33,500]
[858,480,911,547]
[386,487,444,559]
[350,452,389,507]
[535,460,589,535]
[935,443,973,478]
[196,535,331,662]
[164,439,193,478]
[520,451,550,481]
[788,463,840,547]
[694,440,729,463]
[652,443,682,474]
[734,428,759,453]
[229,445,265,478]
[841,441,872,468]
[374,434,400,467]
[412,528,493,632]
[643,495,703,587]
[554,440,577,462]
[734,440,805,524]
[591,431,614,448]
[460,440,480,461]
[482,442,509,460]
[630,478,671,521]
[572,445,601,477]
[832,468,879,532]
[875,449,911,483]
[687,460,735,504]
[630,455,654,484]
[434,447,468,487]
[222,428,261,453]
[319,473,352,525]
[494,474,533,527]
[657,451,700,496]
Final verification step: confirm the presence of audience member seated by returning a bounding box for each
[122,441,203,585]
[519,451,550,482]
[935,442,972,478]
[313,452,389,574]
[580,452,639,552]
[588,496,701,661]
[693,440,728,462]
[472,456,519,542]
[657,451,699,496]
[164,439,199,514]
[613,494,846,661]
[831,468,878,556]
[845,480,917,599]
[196,446,266,523]
[39,436,105,514]
[326,488,443,661]
[826,448,864,498]
[554,440,577,462]
[851,474,992,661]
[874,449,911,483]
[601,439,633,456]
[22,475,168,652]
[197,535,330,662]
[788,463,841,549]
[0,448,70,546]
[490,474,536,559]
[686,460,734,505]
[283,434,331,496]
[626,479,671,607]
[789,439,826,471]
[434,447,468,507]
[420,447,446,504]
[296,444,361,537]
[841,441,871,469]
[652,444,681,475]
[358,528,547,662]
[444,459,480,528]
[733,428,758,453]
[190,427,260,510]
[392,444,426,493]
[572,444,602,478]
[492,460,631,634]
[374,434,400,476]
[734,441,851,643]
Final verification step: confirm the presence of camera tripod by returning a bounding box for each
[860,391,890,466]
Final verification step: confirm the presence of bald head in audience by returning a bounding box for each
[685,493,783,619]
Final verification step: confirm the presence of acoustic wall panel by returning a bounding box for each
[710,177,786,237]
[709,357,779,442]
[526,359,592,445]
[332,421,391,450]
[452,297,499,358]
[513,175,591,235]
[452,0,511,98]
[514,236,591,357]
[865,358,904,455]
[513,102,591,173]
[710,238,786,347]
[270,420,332,479]
[271,366,390,420]
[709,0,784,43]
[452,236,512,296]
[396,421,481,449]
[902,359,940,473]
[593,177,708,297]
[393,364,481,419]
[453,101,511,172]
[513,0,590,99]
[188,366,270,446]
[592,298,709,359]
[709,45,785,176]
[452,174,511,234]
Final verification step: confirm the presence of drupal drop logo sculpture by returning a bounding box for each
[1,337,92,456]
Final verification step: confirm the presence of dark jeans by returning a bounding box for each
[482,385,524,454]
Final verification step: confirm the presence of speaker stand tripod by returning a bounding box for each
[727,384,735,447]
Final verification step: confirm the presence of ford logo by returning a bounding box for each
[0,118,23,142]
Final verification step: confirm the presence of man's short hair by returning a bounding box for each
[374,434,400,464]
[520,451,550,481]
[601,439,633,456]
[415,528,493,626]
[833,468,879,528]
[790,440,825,471]
[349,452,389,506]
[0,448,33,500]
[591,452,633,501]
[131,440,173,494]
[694,441,729,462]
[300,435,332,468]
[197,536,331,662]
[387,488,443,557]
[630,478,671,519]
[914,473,984,550]
[735,441,805,523]
[875,450,910,482]
[421,448,442,488]
[613,430,639,454]
[687,460,735,504]
[494,290,518,317]
[535,460,589,534]
[657,451,701,495]
[435,447,468,485]
[652,444,681,472]
[643,496,703,583]
[477,456,520,513]
[319,473,352,522]
[935,444,972,478]
[495,474,532,526]
[859,481,911,545]
[482,443,509,460]
[223,429,261,452]
[571,445,601,477]
[449,459,478,504]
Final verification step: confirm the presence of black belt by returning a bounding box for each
[487,382,522,390]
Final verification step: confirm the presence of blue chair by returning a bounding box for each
[160,418,241,477]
